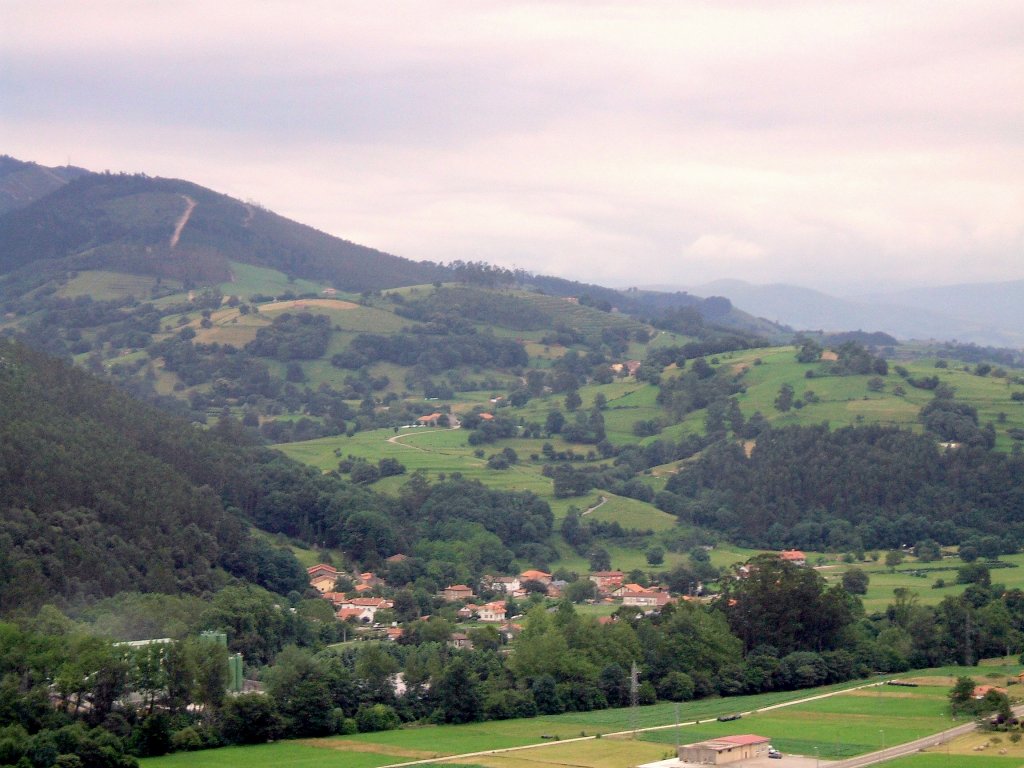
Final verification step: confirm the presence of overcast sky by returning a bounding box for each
[3,1,1022,292]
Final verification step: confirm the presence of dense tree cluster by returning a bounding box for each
[245,312,332,360]
[664,423,1024,551]
[334,331,528,373]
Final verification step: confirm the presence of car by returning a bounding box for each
[768,747,782,759]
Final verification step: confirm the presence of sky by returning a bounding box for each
[3,1,1023,293]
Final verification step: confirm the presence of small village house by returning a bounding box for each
[478,601,507,622]
[589,570,625,593]
[519,569,552,586]
[441,584,475,602]
[779,550,807,566]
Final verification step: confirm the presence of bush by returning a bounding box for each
[356,704,401,733]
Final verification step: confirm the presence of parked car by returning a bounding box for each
[768,747,782,759]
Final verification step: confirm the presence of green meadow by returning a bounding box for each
[141,666,1024,768]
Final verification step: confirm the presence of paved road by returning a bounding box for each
[823,704,1024,768]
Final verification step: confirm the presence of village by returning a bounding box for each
[303,549,809,647]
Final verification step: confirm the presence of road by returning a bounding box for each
[822,704,1024,768]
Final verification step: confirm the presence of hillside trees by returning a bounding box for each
[665,424,1024,550]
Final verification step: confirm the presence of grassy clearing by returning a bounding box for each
[219,261,326,298]
[815,552,1024,612]
[57,270,180,302]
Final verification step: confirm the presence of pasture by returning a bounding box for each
[141,667,1024,768]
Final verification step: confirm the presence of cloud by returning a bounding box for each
[3,1,1023,290]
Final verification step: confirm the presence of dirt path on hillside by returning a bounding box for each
[169,195,197,248]
[582,495,607,516]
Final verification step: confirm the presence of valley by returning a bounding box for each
[2,158,1024,768]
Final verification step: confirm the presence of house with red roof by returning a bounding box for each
[620,585,672,610]
[307,563,338,580]
[337,597,393,623]
[478,601,507,622]
[441,584,475,602]
[780,550,807,566]
[588,570,625,594]
[519,569,552,585]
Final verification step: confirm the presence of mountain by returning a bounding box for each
[0,170,448,292]
[0,155,89,215]
[0,337,314,613]
[0,159,784,339]
[681,279,1024,348]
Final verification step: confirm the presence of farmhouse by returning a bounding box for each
[417,412,443,426]
[779,549,807,566]
[678,734,771,765]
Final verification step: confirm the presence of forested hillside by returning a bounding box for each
[0,339,311,611]
[664,423,1024,551]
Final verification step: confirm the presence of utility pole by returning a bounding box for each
[630,661,639,734]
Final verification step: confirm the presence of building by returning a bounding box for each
[589,570,625,593]
[678,734,771,765]
[307,563,338,580]
[519,569,552,586]
[442,584,475,602]
[483,575,521,594]
[417,412,443,426]
[337,597,393,623]
[449,632,473,650]
[478,601,507,622]
[974,685,1008,699]
[622,589,672,610]
[779,550,807,566]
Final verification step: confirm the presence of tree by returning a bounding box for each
[589,547,612,572]
[564,389,582,412]
[432,657,482,723]
[645,546,665,566]
[842,568,869,595]
[719,555,854,655]
[885,551,904,570]
[774,383,794,413]
[914,539,942,563]
[221,693,281,744]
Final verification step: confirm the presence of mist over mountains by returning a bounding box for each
[672,279,1024,348]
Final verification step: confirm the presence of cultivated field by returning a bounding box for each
[140,665,1023,768]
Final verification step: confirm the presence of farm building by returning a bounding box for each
[678,734,771,765]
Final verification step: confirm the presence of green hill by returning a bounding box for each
[0,338,315,612]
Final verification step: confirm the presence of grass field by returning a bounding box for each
[141,667,1024,768]
[219,261,327,299]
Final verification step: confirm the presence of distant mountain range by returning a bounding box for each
[670,279,1024,348]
